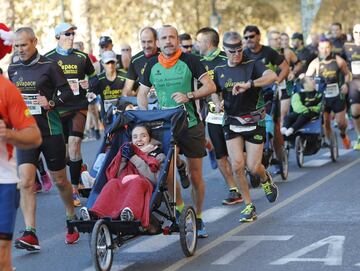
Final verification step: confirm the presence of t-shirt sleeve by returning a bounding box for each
[50,62,69,89]
[85,54,96,77]
[269,48,285,66]
[188,55,207,80]
[139,60,154,88]
[126,59,137,80]
[253,60,268,79]
[5,80,36,130]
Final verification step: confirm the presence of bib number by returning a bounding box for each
[67,79,79,95]
[351,61,360,75]
[229,125,256,133]
[22,94,41,115]
[278,80,286,90]
[205,112,224,125]
[325,83,339,98]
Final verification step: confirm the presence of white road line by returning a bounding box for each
[82,263,134,271]
[162,157,360,271]
[322,149,353,157]
[303,159,330,167]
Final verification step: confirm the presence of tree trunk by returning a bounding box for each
[71,0,92,52]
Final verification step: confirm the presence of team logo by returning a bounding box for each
[254,134,263,141]
[141,67,145,75]
[155,70,161,75]
[220,73,224,78]
[18,76,23,82]
[58,60,63,66]
[24,108,31,117]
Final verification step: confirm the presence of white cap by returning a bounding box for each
[101,50,117,63]
[55,22,77,36]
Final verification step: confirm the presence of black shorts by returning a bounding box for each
[61,110,87,140]
[223,124,266,144]
[178,122,207,158]
[324,95,346,113]
[208,123,228,159]
[280,87,291,100]
[349,79,360,105]
[17,134,66,171]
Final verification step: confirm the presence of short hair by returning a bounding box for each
[280,32,289,37]
[196,27,219,47]
[157,25,178,38]
[15,27,36,39]
[179,33,191,42]
[267,30,280,40]
[140,26,157,40]
[331,22,342,29]
[243,25,260,35]
[319,35,332,44]
[223,31,242,43]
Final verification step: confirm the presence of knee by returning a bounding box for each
[231,159,245,175]
[248,162,262,175]
[53,174,69,188]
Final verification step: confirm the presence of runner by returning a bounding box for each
[212,31,278,222]
[99,36,124,70]
[330,22,346,58]
[8,27,79,250]
[0,37,41,271]
[137,25,216,237]
[179,33,193,54]
[306,37,351,148]
[123,27,159,96]
[306,32,320,56]
[291,32,317,75]
[196,27,243,205]
[344,24,360,150]
[45,22,98,207]
[243,25,290,174]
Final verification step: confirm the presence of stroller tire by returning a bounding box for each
[295,136,304,168]
[179,206,198,257]
[330,132,339,162]
[280,147,289,180]
[91,219,113,271]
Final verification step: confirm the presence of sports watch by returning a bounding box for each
[186,92,195,101]
[48,100,56,108]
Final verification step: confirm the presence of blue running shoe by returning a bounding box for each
[208,149,218,169]
[261,171,278,203]
[196,218,208,238]
[239,203,257,222]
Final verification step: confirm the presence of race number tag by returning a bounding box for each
[67,78,80,95]
[351,61,360,75]
[325,83,339,98]
[278,80,286,90]
[104,99,118,112]
[205,112,224,125]
[22,94,41,115]
[229,125,256,133]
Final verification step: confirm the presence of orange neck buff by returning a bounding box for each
[158,48,182,69]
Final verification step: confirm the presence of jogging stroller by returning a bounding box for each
[68,108,198,271]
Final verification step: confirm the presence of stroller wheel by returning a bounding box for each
[330,132,339,162]
[179,206,198,257]
[280,147,289,180]
[91,219,113,271]
[295,136,304,168]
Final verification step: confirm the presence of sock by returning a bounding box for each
[69,159,83,186]
[340,132,346,138]
[176,202,184,213]
[25,226,36,234]
[196,213,202,219]
[37,158,46,176]
[66,213,77,221]
[229,187,238,193]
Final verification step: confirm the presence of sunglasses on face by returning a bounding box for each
[354,31,360,34]
[121,48,131,51]
[225,47,243,54]
[62,32,76,37]
[244,34,256,40]
[181,45,193,49]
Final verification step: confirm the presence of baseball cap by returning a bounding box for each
[99,36,112,47]
[55,22,77,36]
[101,50,117,63]
[291,32,304,41]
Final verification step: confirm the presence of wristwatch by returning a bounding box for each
[48,100,56,108]
[186,92,195,101]
[248,79,255,89]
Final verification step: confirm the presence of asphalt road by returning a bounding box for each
[12,130,360,271]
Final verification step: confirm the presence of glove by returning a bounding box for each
[121,142,134,159]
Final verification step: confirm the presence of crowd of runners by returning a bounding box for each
[1,19,360,271]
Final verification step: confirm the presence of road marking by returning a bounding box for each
[303,159,330,167]
[322,149,353,157]
[82,263,134,271]
[124,206,234,253]
[271,235,345,266]
[212,235,293,265]
[162,157,360,271]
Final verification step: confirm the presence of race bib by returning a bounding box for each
[229,125,256,133]
[67,78,79,95]
[351,61,360,75]
[22,94,41,115]
[104,99,118,112]
[205,112,224,125]
[325,83,339,98]
[278,80,286,90]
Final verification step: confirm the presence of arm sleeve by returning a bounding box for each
[291,93,309,114]
[139,59,154,87]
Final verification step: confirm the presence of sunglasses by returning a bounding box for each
[225,47,243,54]
[121,48,131,51]
[181,45,193,49]
[354,31,360,34]
[62,32,76,37]
[244,34,256,40]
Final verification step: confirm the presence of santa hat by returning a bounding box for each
[0,23,14,60]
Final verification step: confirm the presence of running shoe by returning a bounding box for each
[239,203,257,222]
[353,138,360,151]
[72,188,81,207]
[208,149,218,169]
[15,231,41,251]
[120,207,134,221]
[222,190,244,205]
[261,171,278,203]
[177,161,190,189]
[34,181,42,193]
[196,218,208,238]
[40,172,52,192]
[79,207,90,221]
[65,228,80,244]
[342,135,351,149]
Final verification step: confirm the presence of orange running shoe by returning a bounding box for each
[342,135,351,149]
